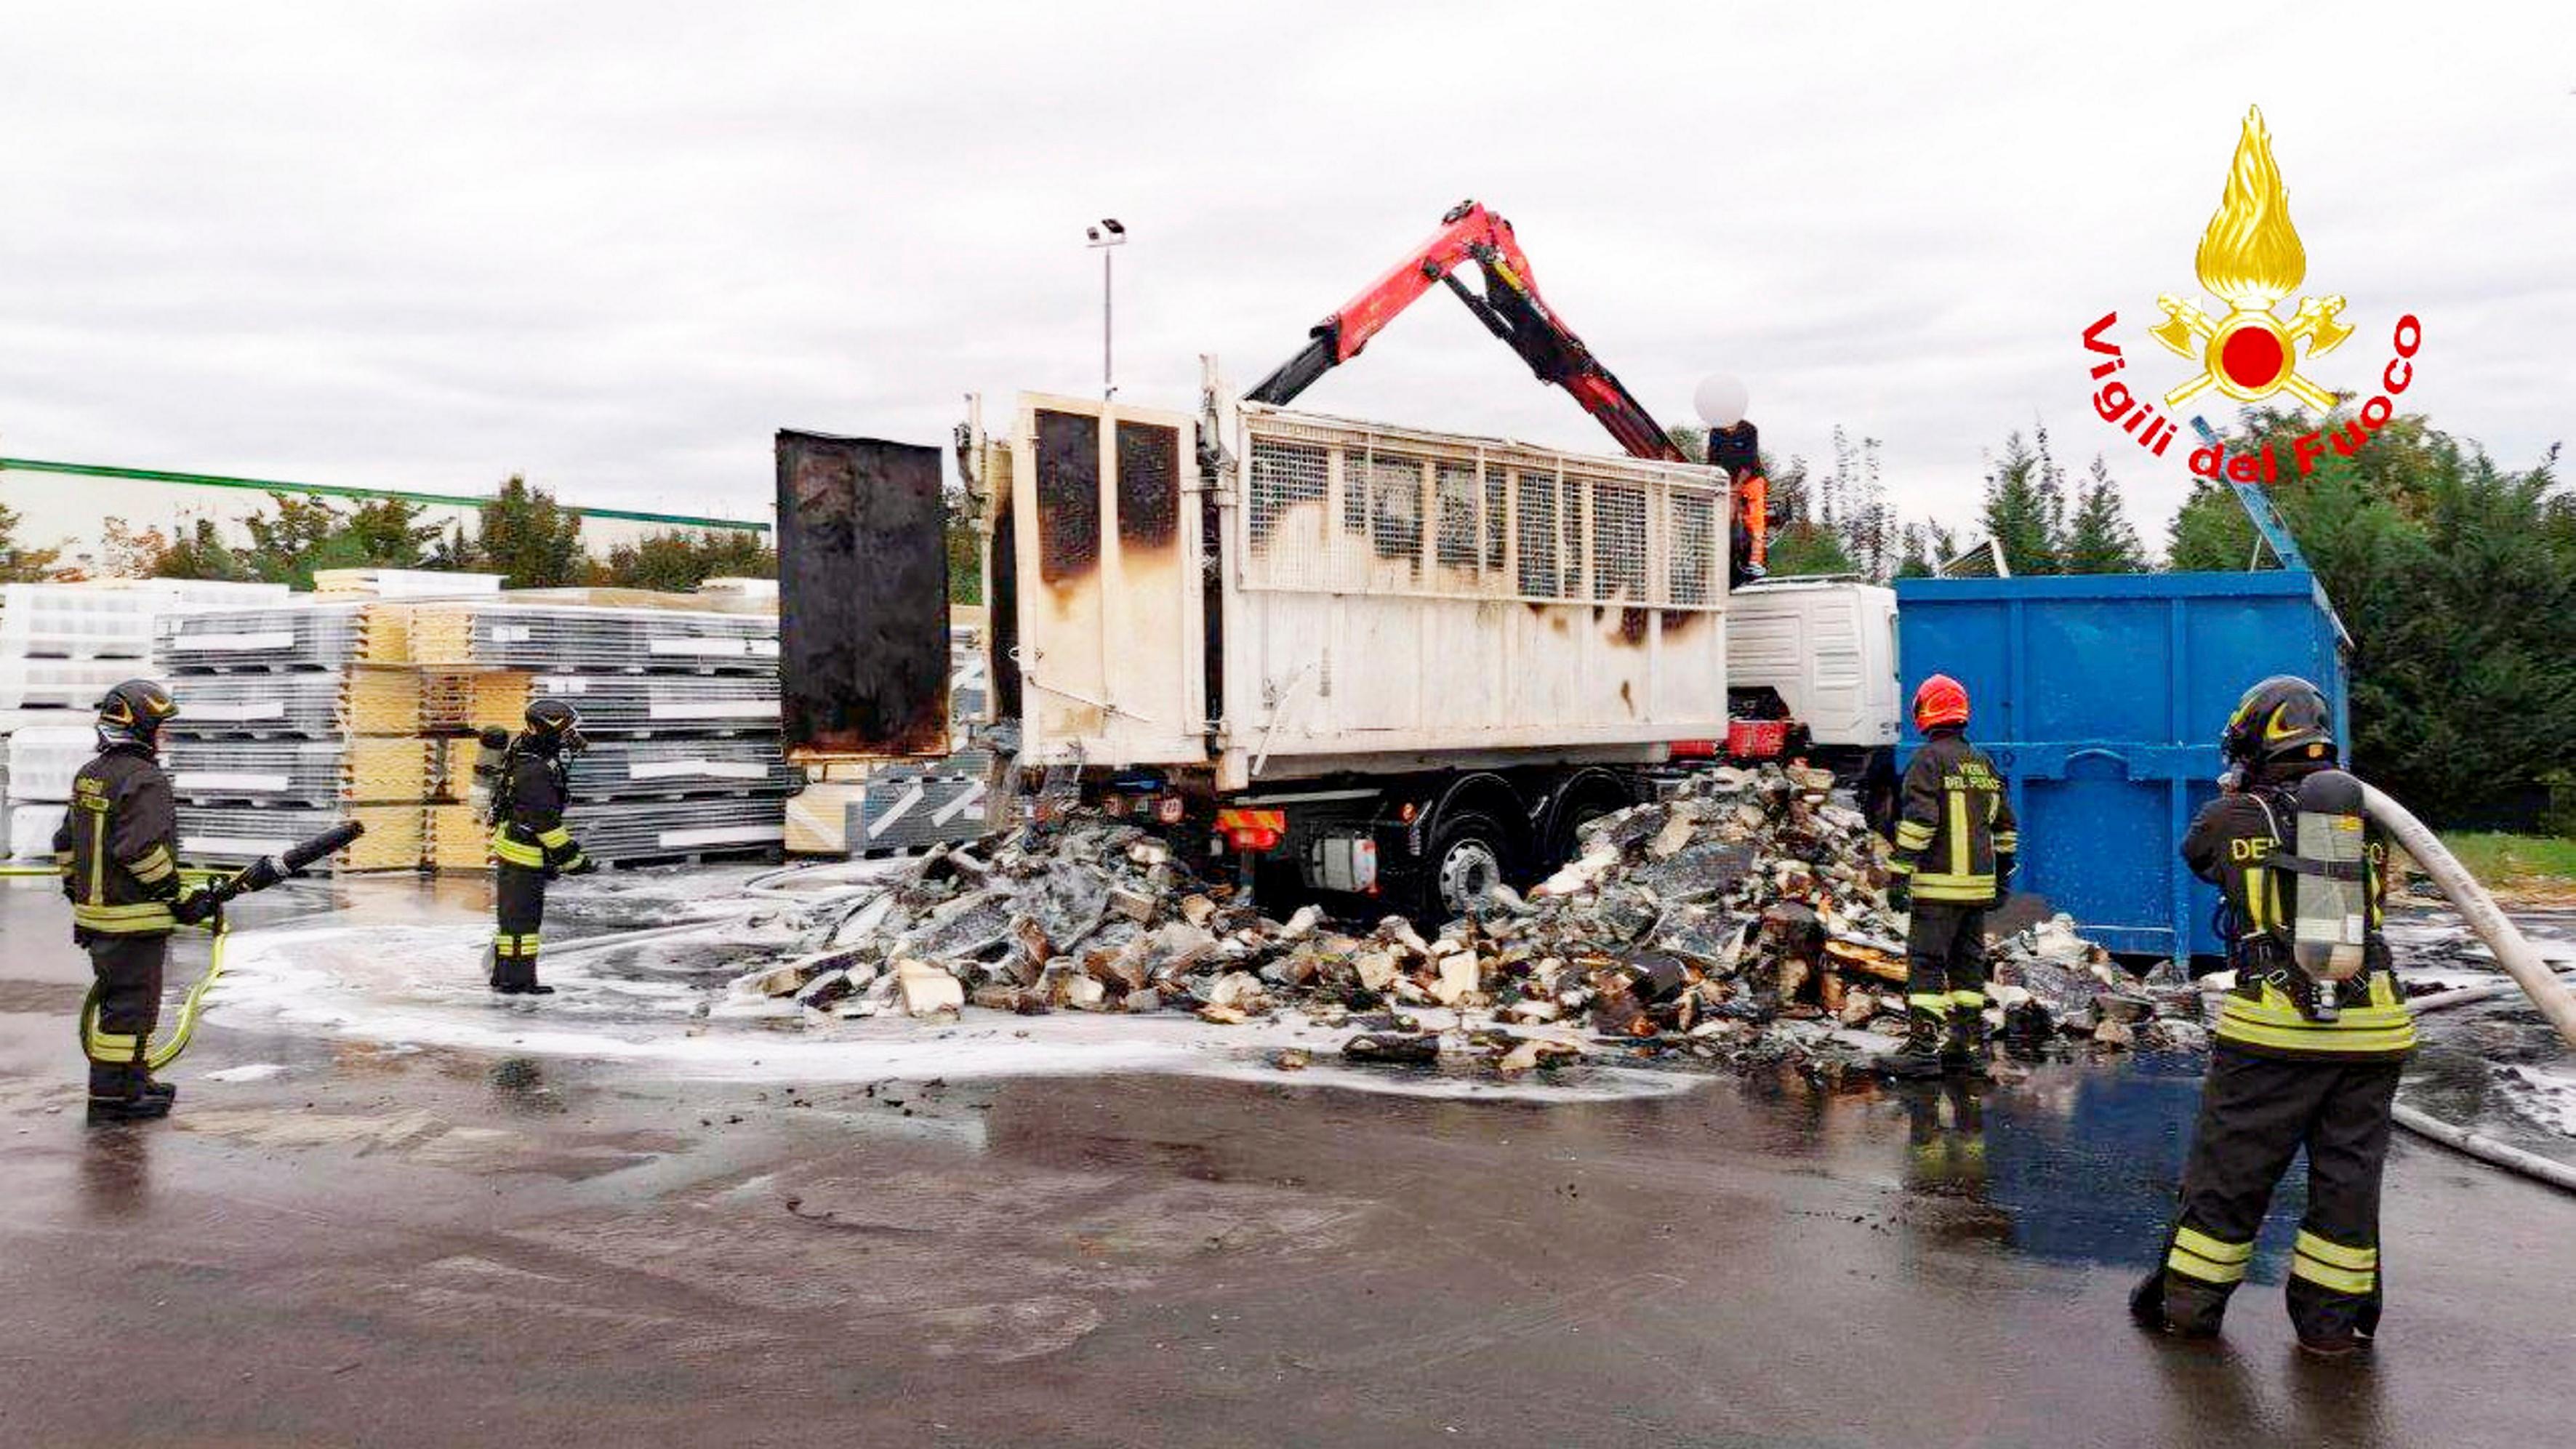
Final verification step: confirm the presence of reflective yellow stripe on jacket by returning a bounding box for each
[490,827,547,869]
[2216,974,2416,1058]
[129,843,176,887]
[72,900,177,934]
[1909,872,1994,902]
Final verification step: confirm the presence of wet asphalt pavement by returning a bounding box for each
[4,879,2574,1447]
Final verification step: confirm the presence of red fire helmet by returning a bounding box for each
[1914,673,1970,729]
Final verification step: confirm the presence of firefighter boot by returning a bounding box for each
[1942,1008,1994,1079]
[1876,1008,1946,1080]
[87,1061,174,1124]
[2129,1271,2167,1333]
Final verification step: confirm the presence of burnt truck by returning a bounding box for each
[777,381,1732,918]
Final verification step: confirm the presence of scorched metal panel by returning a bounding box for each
[774,431,949,762]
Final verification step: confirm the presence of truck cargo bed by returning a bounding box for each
[984,396,1731,787]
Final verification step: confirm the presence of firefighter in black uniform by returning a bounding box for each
[1879,673,2018,1080]
[486,697,595,995]
[2132,676,2412,1356]
[55,680,212,1123]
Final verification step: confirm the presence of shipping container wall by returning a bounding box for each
[1893,570,2348,961]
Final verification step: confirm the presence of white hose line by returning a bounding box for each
[545,915,763,958]
[2400,963,2576,1194]
[2407,969,2576,1016]
[2363,783,2576,1050]
[739,858,910,902]
[2350,782,2576,1191]
[2391,1103,2576,1194]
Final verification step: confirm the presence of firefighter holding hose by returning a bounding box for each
[485,697,595,995]
[55,681,213,1123]
[2133,675,2414,1356]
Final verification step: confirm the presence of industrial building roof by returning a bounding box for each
[0,457,771,534]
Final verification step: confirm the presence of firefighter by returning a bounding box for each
[55,680,212,1123]
[2132,676,2410,1357]
[1878,674,2018,1080]
[486,697,595,995]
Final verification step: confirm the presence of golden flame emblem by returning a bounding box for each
[2150,107,2353,409]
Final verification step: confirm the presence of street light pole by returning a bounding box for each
[1086,218,1126,400]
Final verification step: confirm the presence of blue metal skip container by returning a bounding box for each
[1892,571,2349,963]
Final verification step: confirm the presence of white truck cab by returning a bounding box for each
[1725,578,1901,819]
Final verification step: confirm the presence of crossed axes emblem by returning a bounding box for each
[2151,291,2354,410]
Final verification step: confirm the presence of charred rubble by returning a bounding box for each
[723,763,2208,1078]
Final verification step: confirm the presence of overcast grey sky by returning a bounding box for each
[3,1,2568,547]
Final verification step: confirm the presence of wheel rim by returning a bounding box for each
[1436,838,1503,914]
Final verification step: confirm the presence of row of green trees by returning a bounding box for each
[1693,408,2569,829]
[65,476,776,593]
[2164,411,2572,827]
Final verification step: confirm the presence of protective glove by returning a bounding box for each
[170,885,218,927]
[1993,855,2017,907]
[1887,879,1911,913]
[559,852,598,877]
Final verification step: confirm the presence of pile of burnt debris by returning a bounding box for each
[725,764,2208,1079]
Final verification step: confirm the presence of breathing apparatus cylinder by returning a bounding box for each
[2286,768,2370,984]
[471,726,515,826]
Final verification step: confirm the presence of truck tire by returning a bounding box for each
[1546,799,1618,871]
[1421,810,1512,921]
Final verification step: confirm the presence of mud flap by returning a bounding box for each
[774,431,950,761]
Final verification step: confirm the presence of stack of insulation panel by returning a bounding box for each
[406,603,778,673]
[156,603,372,673]
[311,568,505,600]
[0,582,295,856]
[157,601,436,872]
[4,725,92,860]
[417,601,787,870]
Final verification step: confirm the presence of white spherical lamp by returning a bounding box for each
[1693,373,1749,429]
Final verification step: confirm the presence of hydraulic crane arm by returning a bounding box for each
[1244,200,1685,463]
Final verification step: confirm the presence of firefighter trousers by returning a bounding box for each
[491,864,548,990]
[83,933,168,1098]
[1905,903,1989,1018]
[2148,1047,2401,1344]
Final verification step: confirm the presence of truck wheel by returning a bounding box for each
[1422,811,1511,920]
[1546,800,1616,872]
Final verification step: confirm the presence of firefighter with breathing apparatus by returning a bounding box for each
[483,697,595,995]
[2132,675,2412,1356]
[53,681,211,1123]
[1879,673,2018,1080]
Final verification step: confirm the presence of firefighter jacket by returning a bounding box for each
[53,743,182,937]
[1888,730,2017,904]
[489,742,587,872]
[2182,781,2414,1060]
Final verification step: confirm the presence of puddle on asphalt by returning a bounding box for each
[173,880,2576,1256]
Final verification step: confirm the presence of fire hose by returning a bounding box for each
[2361,784,2576,1192]
[2364,784,2576,1049]
[58,822,367,1072]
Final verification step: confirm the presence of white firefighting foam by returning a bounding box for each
[204,922,1699,1103]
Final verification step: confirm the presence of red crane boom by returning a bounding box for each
[1243,200,1685,465]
